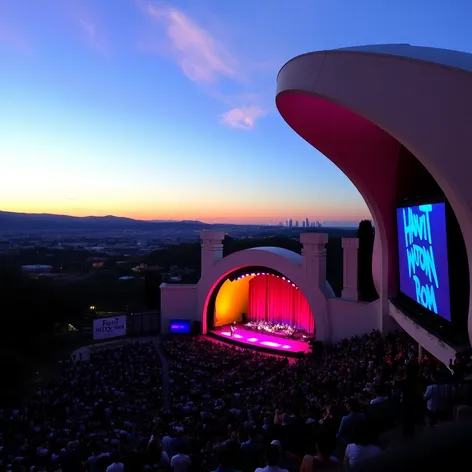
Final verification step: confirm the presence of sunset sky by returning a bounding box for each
[1,0,471,224]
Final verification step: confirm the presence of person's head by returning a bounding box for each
[455,405,472,422]
[265,444,280,467]
[352,420,377,446]
[218,448,233,468]
[110,451,121,463]
[346,398,360,413]
[316,437,335,458]
[270,440,282,453]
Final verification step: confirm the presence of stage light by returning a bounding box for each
[282,277,285,280]
[282,345,291,349]
[234,334,243,339]
[292,283,296,287]
[251,273,255,276]
[221,332,231,336]
[261,341,281,347]
[247,337,258,342]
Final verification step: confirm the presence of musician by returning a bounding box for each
[230,321,237,336]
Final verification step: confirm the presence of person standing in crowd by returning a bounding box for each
[424,372,455,427]
[337,399,366,445]
[343,421,382,469]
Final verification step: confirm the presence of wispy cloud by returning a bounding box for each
[140,2,236,83]
[0,21,31,53]
[138,2,267,130]
[221,106,267,131]
[76,16,108,54]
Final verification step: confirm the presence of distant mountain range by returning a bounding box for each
[0,211,210,231]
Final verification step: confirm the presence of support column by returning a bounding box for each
[300,233,329,288]
[200,231,225,277]
[418,345,424,364]
[342,237,359,301]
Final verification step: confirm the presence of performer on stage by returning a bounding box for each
[230,321,237,337]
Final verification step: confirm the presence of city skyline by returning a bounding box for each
[1,0,471,224]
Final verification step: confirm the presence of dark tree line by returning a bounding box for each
[357,220,378,301]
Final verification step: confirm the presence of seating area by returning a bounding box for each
[0,331,470,471]
[243,320,308,340]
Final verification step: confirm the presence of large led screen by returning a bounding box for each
[396,202,451,321]
[169,319,191,334]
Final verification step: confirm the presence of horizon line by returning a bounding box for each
[0,209,370,226]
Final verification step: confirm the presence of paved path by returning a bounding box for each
[153,337,171,410]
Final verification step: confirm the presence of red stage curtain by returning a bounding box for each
[248,275,315,334]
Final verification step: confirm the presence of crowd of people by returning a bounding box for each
[0,330,470,472]
[0,341,163,472]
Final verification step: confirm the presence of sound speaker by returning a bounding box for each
[191,321,202,336]
[311,340,323,359]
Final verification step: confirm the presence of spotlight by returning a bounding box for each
[282,277,286,280]
[251,273,255,276]
[292,283,296,287]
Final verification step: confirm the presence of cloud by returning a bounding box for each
[138,2,266,130]
[140,2,236,83]
[77,17,108,53]
[221,107,267,131]
[0,21,31,53]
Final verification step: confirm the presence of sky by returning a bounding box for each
[1,0,471,225]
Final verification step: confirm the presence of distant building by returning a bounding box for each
[21,264,53,273]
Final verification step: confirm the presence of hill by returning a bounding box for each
[0,211,209,231]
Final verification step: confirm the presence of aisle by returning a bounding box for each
[153,337,171,410]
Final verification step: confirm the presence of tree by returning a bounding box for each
[357,220,378,301]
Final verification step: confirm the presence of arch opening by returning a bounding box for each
[277,91,469,346]
[205,265,315,338]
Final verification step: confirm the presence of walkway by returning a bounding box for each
[153,337,171,410]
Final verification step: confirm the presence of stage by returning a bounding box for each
[208,327,310,357]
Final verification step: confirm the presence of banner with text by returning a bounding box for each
[93,315,127,341]
[396,202,451,321]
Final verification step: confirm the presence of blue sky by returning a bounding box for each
[0,0,471,224]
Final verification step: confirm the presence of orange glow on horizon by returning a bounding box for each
[1,201,371,224]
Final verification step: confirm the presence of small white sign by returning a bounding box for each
[93,315,127,341]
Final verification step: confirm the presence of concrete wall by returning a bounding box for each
[277,45,472,352]
[160,283,198,334]
[328,298,380,341]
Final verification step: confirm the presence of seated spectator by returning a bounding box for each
[370,387,388,405]
[256,444,289,472]
[106,451,124,472]
[210,447,241,472]
[300,437,339,471]
[171,444,191,472]
[343,421,382,469]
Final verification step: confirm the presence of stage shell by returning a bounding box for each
[160,231,380,342]
[276,44,472,363]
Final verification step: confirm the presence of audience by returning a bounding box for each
[0,329,468,471]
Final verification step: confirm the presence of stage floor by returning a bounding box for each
[208,327,310,357]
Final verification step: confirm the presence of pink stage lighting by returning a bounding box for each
[234,334,243,339]
[247,337,258,342]
[221,331,231,336]
[282,345,291,349]
[261,341,281,347]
